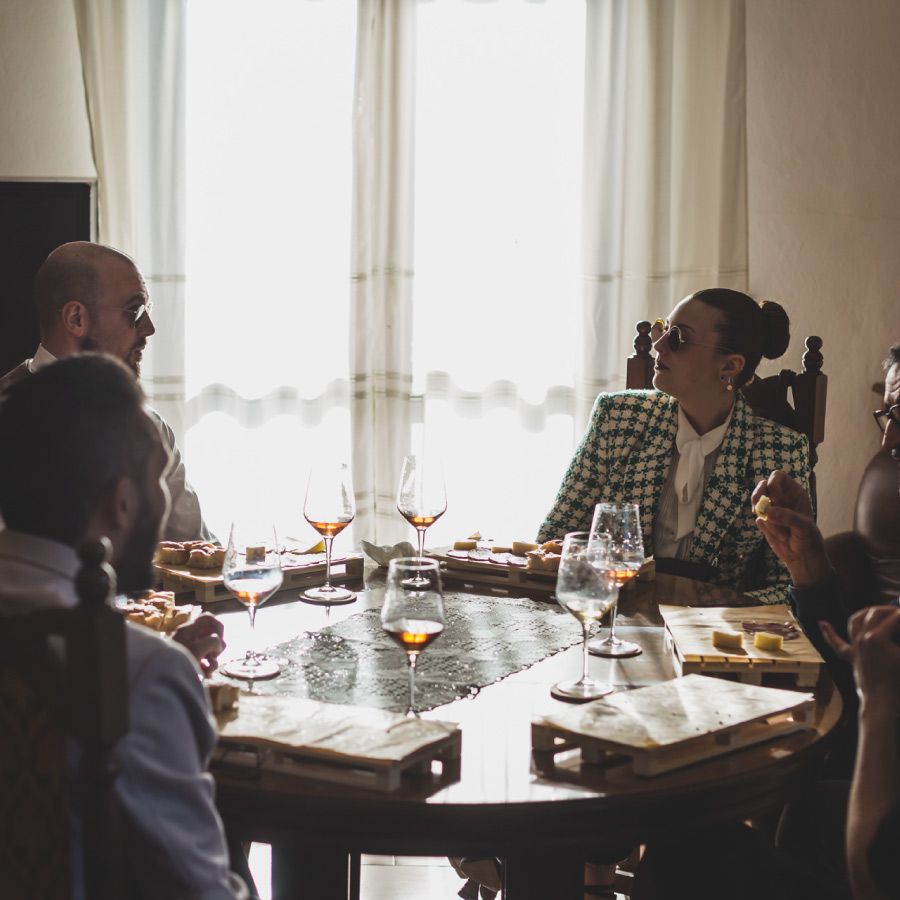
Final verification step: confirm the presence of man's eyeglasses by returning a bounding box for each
[874,404,900,434]
[651,319,735,354]
[91,301,154,328]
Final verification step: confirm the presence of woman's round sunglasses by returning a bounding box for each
[651,319,735,354]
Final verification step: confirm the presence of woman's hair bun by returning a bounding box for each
[759,300,790,360]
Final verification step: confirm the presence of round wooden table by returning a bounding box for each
[210,567,842,900]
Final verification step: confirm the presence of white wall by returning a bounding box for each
[746,0,900,537]
[0,0,95,177]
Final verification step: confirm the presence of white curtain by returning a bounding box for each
[74,0,747,546]
[579,0,748,423]
[350,0,418,545]
[73,0,189,446]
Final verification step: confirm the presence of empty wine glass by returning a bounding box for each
[588,502,644,658]
[396,455,447,570]
[551,532,617,701]
[302,461,357,605]
[381,557,445,717]
[220,524,284,680]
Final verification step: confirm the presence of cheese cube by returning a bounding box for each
[453,540,477,551]
[512,541,539,556]
[712,630,743,650]
[754,631,784,651]
[754,495,771,518]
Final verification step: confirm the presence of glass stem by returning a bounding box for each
[323,536,334,588]
[407,653,418,715]
[608,591,619,640]
[246,605,258,663]
[581,623,592,684]
[416,527,426,560]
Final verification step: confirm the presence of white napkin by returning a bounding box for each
[359,540,418,567]
[672,406,731,540]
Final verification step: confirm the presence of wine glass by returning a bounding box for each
[551,532,617,701]
[220,524,284,680]
[587,502,644,658]
[302,461,357,604]
[396,455,447,574]
[381,557,445,717]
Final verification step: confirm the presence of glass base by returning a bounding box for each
[221,655,281,680]
[587,636,643,658]
[301,585,357,605]
[550,679,614,702]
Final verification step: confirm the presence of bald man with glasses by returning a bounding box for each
[0,241,215,544]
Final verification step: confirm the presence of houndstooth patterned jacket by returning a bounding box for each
[537,390,810,605]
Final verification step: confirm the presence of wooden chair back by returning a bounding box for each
[0,538,127,900]
[627,321,827,512]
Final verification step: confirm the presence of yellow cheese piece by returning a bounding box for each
[754,495,771,518]
[512,541,539,556]
[754,631,784,651]
[453,540,478,551]
[492,544,513,554]
[300,540,326,554]
[712,630,743,650]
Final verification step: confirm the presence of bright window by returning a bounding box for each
[184,0,585,545]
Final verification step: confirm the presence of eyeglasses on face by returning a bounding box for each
[91,301,154,328]
[651,319,735,354]
[874,404,900,434]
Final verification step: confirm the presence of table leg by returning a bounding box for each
[503,851,583,900]
[271,845,353,900]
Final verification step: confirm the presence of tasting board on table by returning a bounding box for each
[154,554,364,604]
[532,674,814,776]
[429,547,655,597]
[660,604,823,687]
[214,693,461,792]
[428,547,557,594]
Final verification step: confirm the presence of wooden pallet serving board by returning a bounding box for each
[428,546,558,594]
[429,546,655,596]
[660,604,823,687]
[154,554,364,604]
[532,674,814,776]
[214,693,461,792]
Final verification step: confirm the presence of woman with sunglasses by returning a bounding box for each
[538,287,809,605]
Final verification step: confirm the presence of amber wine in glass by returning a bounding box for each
[588,502,644,658]
[381,557,445,717]
[221,524,284,680]
[396,455,446,583]
[302,461,357,604]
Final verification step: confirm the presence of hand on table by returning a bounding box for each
[173,612,226,677]
[751,470,830,587]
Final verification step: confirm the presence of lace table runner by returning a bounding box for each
[242,592,581,714]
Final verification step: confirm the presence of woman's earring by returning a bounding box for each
[726,376,734,392]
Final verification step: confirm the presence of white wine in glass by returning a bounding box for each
[551,531,616,701]
[221,524,284,680]
[302,461,357,604]
[396,455,447,576]
[381,557,445,717]
[588,502,644,658]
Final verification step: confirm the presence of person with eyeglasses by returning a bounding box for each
[0,242,216,544]
[538,287,809,606]
[630,346,900,900]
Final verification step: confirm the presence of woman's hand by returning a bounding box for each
[751,471,830,586]
[172,612,226,677]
